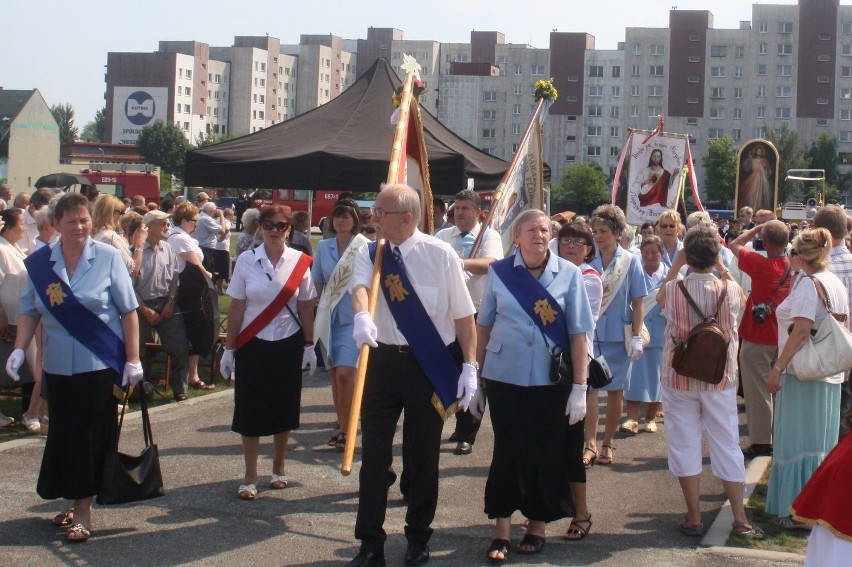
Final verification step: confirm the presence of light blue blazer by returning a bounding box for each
[590,247,648,341]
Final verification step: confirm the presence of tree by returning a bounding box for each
[136,120,191,180]
[801,180,842,206]
[194,131,243,147]
[50,103,78,144]
[80,108,106,142]
[805,133,840,186]
[764,124,810,204]
[701,137,739,205]
[552,162,610,214]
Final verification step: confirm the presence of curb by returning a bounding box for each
[701,454,806,563]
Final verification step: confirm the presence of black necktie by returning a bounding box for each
[392,246,403,266]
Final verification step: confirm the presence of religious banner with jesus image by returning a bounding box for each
[734,139,779,215]
[626,134,687,225]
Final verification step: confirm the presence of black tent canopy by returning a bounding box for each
[183,58,511,192]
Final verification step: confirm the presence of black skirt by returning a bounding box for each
[232,332,304,437]
[178,263,218,355]
[484,379,575,522]
[37,369,118,501]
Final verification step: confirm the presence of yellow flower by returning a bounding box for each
[534,79,558,102]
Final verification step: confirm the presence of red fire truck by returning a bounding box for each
[78,163,161,204]
[250,189,346,226]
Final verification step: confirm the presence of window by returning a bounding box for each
[687,96,699,104]
[758,64,767,76]
[687,118,698,125]
[566,135,576,141]
[513,84,523,95]
[732,129,741,140]
[588,126,602,136]
[778,22,793,33]
[609,147,619,157]
[758,21,769,33]
[512,143,519,153]
[757,86,767,97]
[589,65,603,77]
[709,108,725,119]
[566,96,578,102]
[512,104,521,114]
[610,106,620,118]
[687,76,700,83]
[778,65,792,76]
[843,88,852,99]
[484,91,497,102]
[689,34,701,42]
[531,65,545,75]
[734,87,743,98]
[630,85,640,96]
[632,65,641,76]
[630,106,639,117]
[483,110,496,120]
[820,33,831,41]
[632,43,641,55]
[648,106,662,117]
[612,86,621,97]
[612,66,621,77]
[185,87,192,96]
[650,65,664,76]
[515,64,523,75]
[757,107,766,119]
[565,155,576,162]
[587,146,601,156]
[711,45,727,57]
[688,55,701,63]
[611,126,620,137]
[482,129,495,138]
[498,55,509,64]
[778,44,793,55]
[710,87,725,99]
[709,128,724,138]
[258,110,264,120]
[588,105,603,116]
[648,85,663,97]
[733,108,742,119]
[841,131,852,142]
[776,107,791,119]
[844,45,852,56]
[843,66,852,77]
[650,45,665,55]
[817,98,829,105]
[776,86,792,97]
[512,124,522,135]
[567,75,579,82]
[175,103,181,113]
[818,119,828,127]
[818,54,831,62]
[710,66,725,77]
[759,43,768,55]
[842,109,852,120]
[845,23,852,34]
[754,127,766,138]
[588,85,604,96]
[735,66,744,78]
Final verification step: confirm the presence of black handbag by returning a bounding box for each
[549,347,572,385]
[588,354,613,389]
[97,389,165,505]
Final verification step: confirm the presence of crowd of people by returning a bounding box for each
[2,180,850,565]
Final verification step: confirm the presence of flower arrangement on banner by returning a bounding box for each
[534,79,558,102]
[392,79,427,108]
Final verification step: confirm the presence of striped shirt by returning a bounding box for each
[828,245,852,320]
[660,273,743,392]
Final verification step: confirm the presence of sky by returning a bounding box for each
[1,0,806,128]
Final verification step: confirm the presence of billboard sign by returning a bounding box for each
[111,87,169,144]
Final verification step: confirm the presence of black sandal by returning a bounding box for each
[517,533,546,554]
[486,538,510,563]
[563,515,592,541]
[582,447,597,469]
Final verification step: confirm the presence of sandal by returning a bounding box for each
[189,380,216,391]
[238,483,258,500]
[678,518,704,537]
[582,447,597,469]
[328,432,344,448]
[486,538,510,563]
[517,533,546,555]
[269,474,288,490]
[773,515,811,531]
[732,520,766,539]
[597,445,615,466]
[563,515,592,541]
[52,509,74,527]
[66,524,91,543]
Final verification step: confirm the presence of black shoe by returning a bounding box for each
[454,441,473,455]
[174,393,188,402]
[404,542,430,566]
[447,431,459,443]
[345,550,385,567]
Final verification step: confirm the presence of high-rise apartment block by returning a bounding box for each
[104,0,852,196]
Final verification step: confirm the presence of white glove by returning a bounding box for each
[122,361,144,387]
[5,348,25,382]
[353,311,378,348]
[456,363,478,412]
[628,335,644,361]
[302,344,317,376]
[469,381,486,420]
[566,383,589,425]
[220,348,235,380]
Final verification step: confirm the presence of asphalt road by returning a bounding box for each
[0,370,799,566]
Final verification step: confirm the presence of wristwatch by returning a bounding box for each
[463,360,480,370]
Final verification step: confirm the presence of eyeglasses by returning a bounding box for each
[371,207,404,218]
[659,224,676,229]
[559,238,589,247]
[262,220,289,232]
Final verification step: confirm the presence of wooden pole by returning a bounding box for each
[341,72,415,476]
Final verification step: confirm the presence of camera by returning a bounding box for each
[752,302,772,324]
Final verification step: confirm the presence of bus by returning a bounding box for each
[250,189,346,226]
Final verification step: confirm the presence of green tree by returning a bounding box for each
[764,124,810,203]
[552,162,610,214]
[80,108,106,142]
[50,103,78,144]
[701,137,738,205]
[137,120,191,180]
[801,180,842,206]
[194,131,243,147]
[805,133,840,186]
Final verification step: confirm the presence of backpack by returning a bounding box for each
[670,280,730,385]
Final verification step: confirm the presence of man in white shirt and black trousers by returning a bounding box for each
[347,184,478,567]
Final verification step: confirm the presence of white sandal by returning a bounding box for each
[270,474,288,489]
[237,483,257,500]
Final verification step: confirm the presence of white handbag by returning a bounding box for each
[790,276,852,381]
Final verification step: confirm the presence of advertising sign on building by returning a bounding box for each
[111,87,169,144]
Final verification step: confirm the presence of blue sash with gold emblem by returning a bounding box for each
[369,241,460,420]
[25,245,126,385]
[491,256,570,351]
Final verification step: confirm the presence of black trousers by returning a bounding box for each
[355,344,444,552]
[452,407,483,443]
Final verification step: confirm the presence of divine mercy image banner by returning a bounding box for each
[626,133,687,226]
[735,139,780,214]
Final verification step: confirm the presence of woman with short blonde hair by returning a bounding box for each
[92,195,145,277]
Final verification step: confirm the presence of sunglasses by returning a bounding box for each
[659,224,676,229]
[262,220,289,232]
